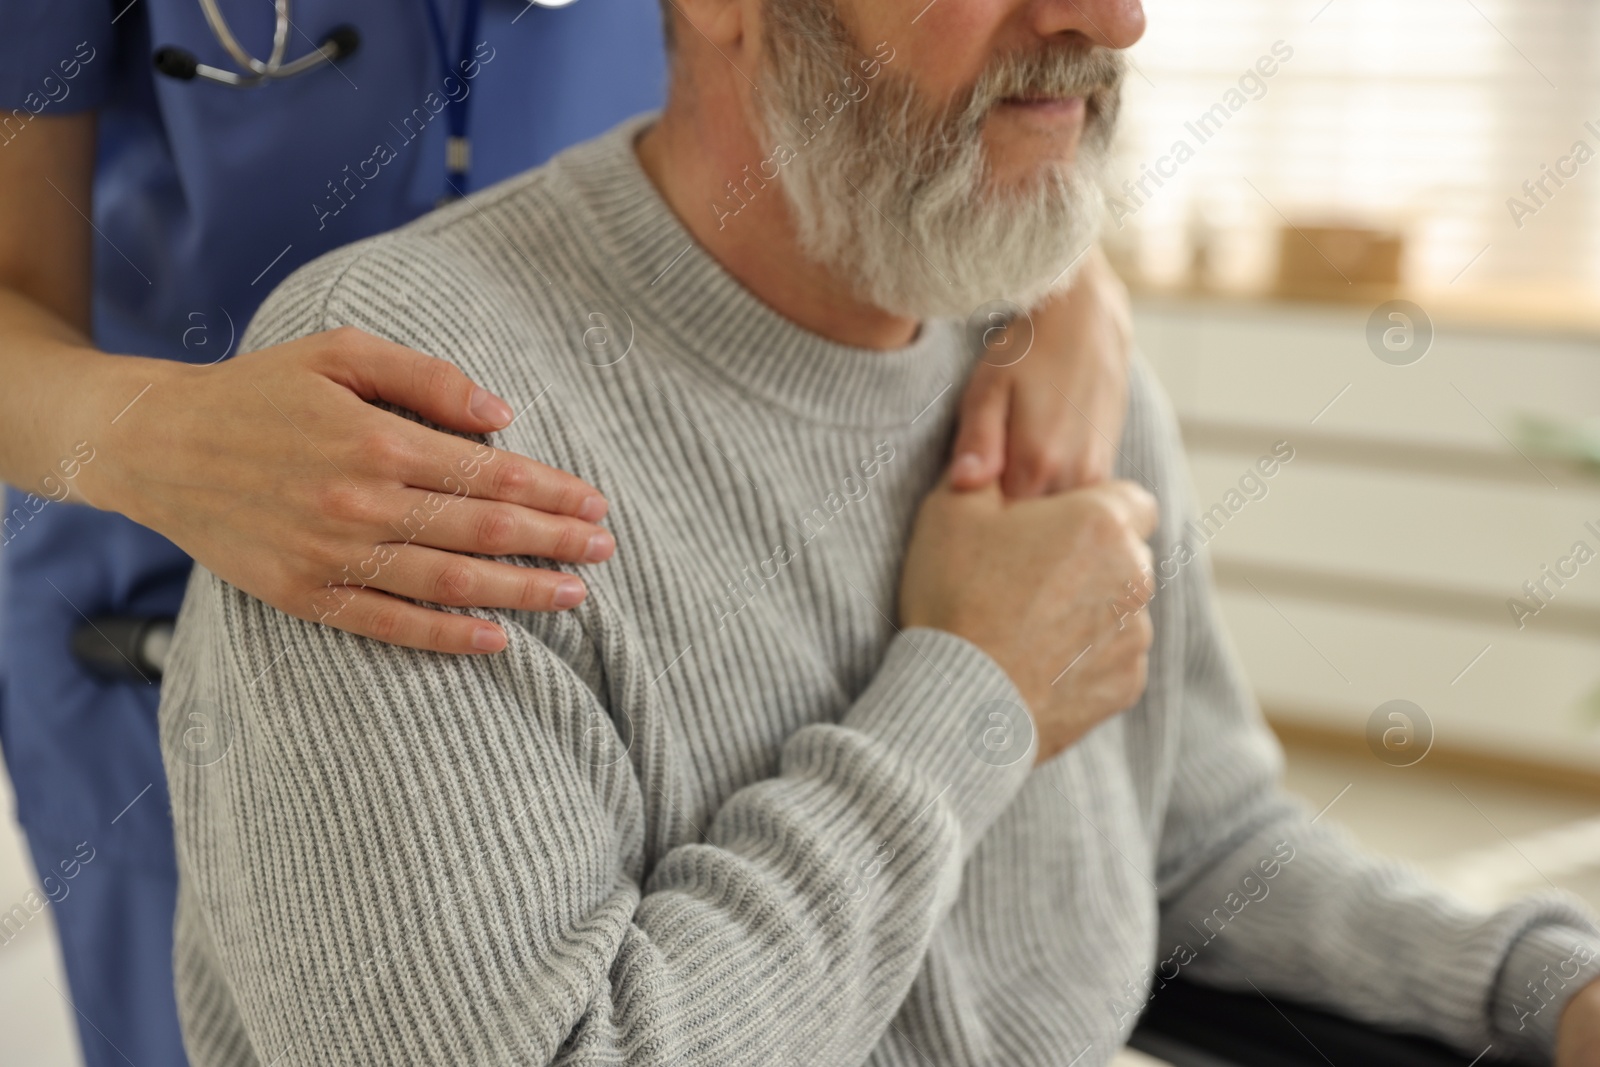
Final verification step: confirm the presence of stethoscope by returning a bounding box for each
[152,0,489,193]
[152,0,362,87]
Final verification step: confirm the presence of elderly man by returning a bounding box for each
[160,0,1600,1064]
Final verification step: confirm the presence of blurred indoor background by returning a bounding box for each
[1107,0,1600,933]
[2,0,1598,1062]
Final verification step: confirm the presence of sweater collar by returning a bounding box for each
[546,112,973,431]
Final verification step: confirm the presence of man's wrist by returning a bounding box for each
[1558,977,1600,1065]
[836,628,1033,856]
[1495,925,1600,1060]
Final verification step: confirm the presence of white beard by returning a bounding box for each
[756,1,1123,319]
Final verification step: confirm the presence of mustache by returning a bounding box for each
[955,44,1127,131]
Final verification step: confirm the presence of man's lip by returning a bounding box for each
[995,95,1088,126]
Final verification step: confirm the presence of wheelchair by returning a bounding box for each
[1131,974,1542,1066]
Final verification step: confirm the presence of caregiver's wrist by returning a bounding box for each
[72,352,184,516]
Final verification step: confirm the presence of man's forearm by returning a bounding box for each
[164,570,1032,1066]
[1156,791,1600,1063]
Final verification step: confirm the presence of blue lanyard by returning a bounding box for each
[422,0,484,198]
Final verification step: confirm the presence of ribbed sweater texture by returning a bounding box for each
[161,113,1600,1066]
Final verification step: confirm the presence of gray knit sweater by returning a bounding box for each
[161,113,1600,1067]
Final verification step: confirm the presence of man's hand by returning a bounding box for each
[900,475,1159,763]
[82,327,614,656]
[949,246,1133,497]
[1558,978,1600,1066]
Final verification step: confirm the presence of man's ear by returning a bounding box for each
[672,0,748,53]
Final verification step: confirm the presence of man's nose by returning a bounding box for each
[1028,0,1146,51]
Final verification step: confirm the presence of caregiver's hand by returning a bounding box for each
[949,245,1134,497]
[81,329,612,656]
[2,114,602,657]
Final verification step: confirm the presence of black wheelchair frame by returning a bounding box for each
[1130,975,1541,1067]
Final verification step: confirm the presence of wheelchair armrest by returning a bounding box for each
[1128,974,1542,1067]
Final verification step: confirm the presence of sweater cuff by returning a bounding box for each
[839,627,1033,859]
[1493,924,1600,1060]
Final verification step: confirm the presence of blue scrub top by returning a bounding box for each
[0,0,667,868]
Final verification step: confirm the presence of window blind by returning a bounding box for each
[1105,0,1600,294]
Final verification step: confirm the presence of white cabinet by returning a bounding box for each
[1136,294,1600,773]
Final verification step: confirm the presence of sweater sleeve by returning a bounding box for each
[1139,364,1600,1062]
[163,575,1031,1067]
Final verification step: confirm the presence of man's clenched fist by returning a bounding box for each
[900,476,1159,764]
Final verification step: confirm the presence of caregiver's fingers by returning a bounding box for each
[948,365,1010,490]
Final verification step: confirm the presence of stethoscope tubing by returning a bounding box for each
[199,0,292,77]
